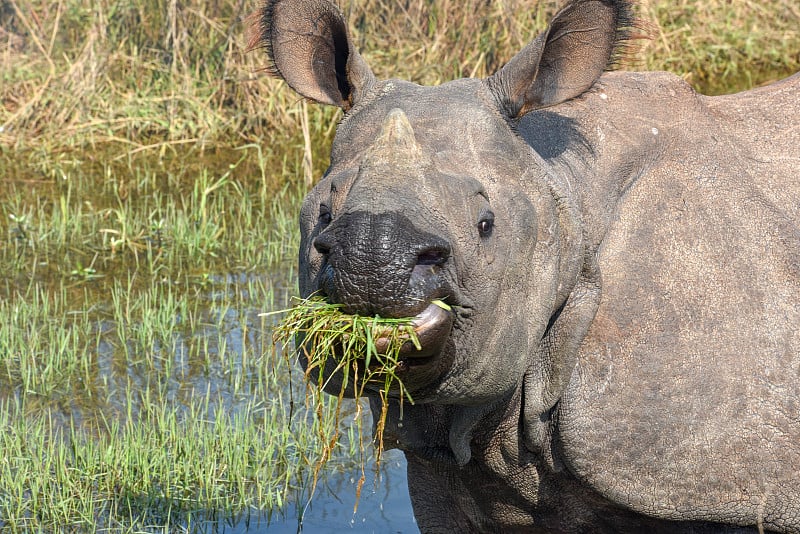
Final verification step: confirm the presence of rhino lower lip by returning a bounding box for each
[373,302,454,361]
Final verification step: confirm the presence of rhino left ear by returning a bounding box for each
[249,0,375,110]
[486,0,635,118]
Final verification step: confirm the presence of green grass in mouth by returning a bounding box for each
[271,296,450,506]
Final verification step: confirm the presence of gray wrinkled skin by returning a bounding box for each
[251,0,800,532]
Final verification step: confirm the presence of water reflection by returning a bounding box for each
[260,449,416,534]
[0,264,420,532]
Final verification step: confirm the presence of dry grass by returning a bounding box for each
[640,0,800,93]
[1,0,798,154]
[0,0,322,152]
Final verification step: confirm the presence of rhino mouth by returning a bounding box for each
[371,301,454,371]
[300,299,456,398]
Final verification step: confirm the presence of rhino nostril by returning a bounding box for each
[313,234,332,255]
[416,246,449,266]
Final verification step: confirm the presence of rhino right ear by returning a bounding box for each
[248,0,375,110]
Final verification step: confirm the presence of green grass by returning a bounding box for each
[271,297,419,490]
[0,396,298,530]
[270,297,455,508]
[275,297,420,404]
[0,145,305,295]
[0,0,798,529]
[0,213,367,530]
[0,151,347,530]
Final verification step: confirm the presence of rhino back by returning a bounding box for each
[701,72,800,223]
[554,71,800,531]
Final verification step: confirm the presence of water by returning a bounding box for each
[0,259,420,531]
[0,151,422,531]
[263,450,416,534]
[180,449,416,534]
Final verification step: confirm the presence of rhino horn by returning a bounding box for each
[367,108,423,165]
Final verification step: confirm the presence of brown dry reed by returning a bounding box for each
[1,0,799,157]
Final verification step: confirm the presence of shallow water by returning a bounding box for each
[1,279,421,531]
[259,450,416,534]
[0,151,420,531]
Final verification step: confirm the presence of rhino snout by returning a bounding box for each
[311,210,452,318]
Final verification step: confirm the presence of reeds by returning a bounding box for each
[2,0,798,153]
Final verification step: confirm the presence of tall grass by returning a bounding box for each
[1,0,798,153]
[641,0,800,93]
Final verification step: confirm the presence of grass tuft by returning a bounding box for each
[271,296,419,507]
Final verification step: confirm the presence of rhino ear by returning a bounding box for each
[249,0,375,110]
[487,0,635,118]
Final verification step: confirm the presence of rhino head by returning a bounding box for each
[252,0,632,462]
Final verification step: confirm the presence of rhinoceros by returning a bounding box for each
[251,0,800,531]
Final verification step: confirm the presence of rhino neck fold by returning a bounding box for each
[377,389,526,468]
[447,400,509,466]
[518,156,597,394]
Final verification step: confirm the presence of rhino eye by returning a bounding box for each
[478,211,494,238]
[319,205,332,226]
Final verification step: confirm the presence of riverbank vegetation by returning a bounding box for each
[3,0,798,153]
[1,0,798,530]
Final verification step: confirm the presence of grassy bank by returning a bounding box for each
[1,0,799,530]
